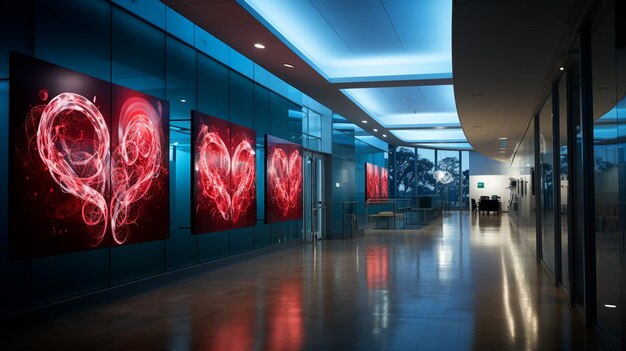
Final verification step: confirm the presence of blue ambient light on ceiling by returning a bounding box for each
[341,85,459,128]
[415,143,473,150]
[391,129,467,143]
[238,0,453,83]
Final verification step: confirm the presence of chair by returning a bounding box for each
[471,198,478,212]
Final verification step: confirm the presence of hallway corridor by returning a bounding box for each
[1,213,599,350]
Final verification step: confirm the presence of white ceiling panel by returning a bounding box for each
[391,129,467,143]
[239,0,453,82]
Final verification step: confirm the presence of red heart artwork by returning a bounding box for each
[265,135,303,223]
[193,112,256,233]
[33,93,166,246]
[10,53,169,260]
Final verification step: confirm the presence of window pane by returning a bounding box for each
[417,148,436,195]
[394,146,415,197]
[462,151,469,210]
[539,96,555,275]
[436,150,460,209]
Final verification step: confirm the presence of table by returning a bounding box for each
[368,212,405,229]
[479,200,501,215]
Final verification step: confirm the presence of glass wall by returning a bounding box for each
[395,146,416,197]
[417,148,436,195]
[510,117,536,251]
[462,151,470,210]
[331,116,387,237]
[591,0,620,345]
[0,0,334,317]
[437,150,461,209]
[539,96,556,275]
[558,74,570,291]
[388,147,467,210]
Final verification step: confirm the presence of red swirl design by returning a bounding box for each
[195,126,232,221]
[36,93,110,247]
[29,93,164,246]
[267,147,302,217]
[230,138,256,223]
[380,167,389,198]
[111,97,165,245]
[195,126,256,223]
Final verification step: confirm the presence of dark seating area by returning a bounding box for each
[477,196,501,215]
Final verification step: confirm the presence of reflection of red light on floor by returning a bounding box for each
[205,306,254,351]
[266,282,303,351]
[367,246,389,289]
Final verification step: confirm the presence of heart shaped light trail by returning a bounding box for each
[111,97,165,245]
[267,148,302,217]
[10,54,170,260]
[32,93,165,246]
[193,112,257,233]
[265,136,302,223]
[36,92,110,247]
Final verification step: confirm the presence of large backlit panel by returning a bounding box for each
[192,111,257,234]
[9,53,170,259]
[391,129,467,143]
[239,0,452,82]
[265,135,303,223]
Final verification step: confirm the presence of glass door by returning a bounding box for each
[303,150,326,242]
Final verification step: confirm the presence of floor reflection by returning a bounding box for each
[0,213,599,350]
[366,246,388,290]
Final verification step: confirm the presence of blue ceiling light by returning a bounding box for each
[238,0,452,83]
[237,0,469,148]
[342,85,460,128]
[415,143,473,150]
[391,129,467,143]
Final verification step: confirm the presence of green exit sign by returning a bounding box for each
[477,182,485,189]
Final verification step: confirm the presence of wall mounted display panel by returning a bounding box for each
[366,163,380,200]
[9,53,170,260]
[380,167,389,198]
[366,162,388,200]
[192,110,257,234]
[265,135,302,223]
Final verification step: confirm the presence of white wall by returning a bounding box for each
[469,175,512,212]
[469,151,508,176]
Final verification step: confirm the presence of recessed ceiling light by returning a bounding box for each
[498,137,507,140]
[283,63,294,68]
[373,128,378,132]
[180,99,186,103]
[254,43,265,49]
[605,304,617,308]
[382,134,387,138]
[361,120,367,124]
[559,67,564,71]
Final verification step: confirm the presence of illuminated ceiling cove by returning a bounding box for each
[238,0,469,149]
[238,0,452,82]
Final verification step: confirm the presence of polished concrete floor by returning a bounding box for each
[1,212,600,350]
